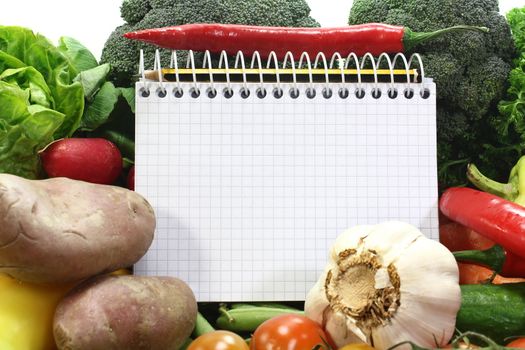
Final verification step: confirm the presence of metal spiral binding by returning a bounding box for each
[138,50,430,100]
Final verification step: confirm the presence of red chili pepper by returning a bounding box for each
[503,249,525,277]
[440,187,525,260]
[123,23,488,59]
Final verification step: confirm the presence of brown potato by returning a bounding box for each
[53,275,197,350]
[0,174,155,283]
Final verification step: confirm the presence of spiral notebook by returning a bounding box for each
[134,50,438,301]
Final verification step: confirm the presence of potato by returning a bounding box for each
[0,174,155,283]
[53,275,197,350]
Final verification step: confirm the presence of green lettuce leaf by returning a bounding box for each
[0,51,25,71]
[0,81,64,178]
[58,36,99,72]
[0,67,54,108]
[80,81,120,131]
[74,63,111,101]
[119,86,135,113]
[0,26,84,138]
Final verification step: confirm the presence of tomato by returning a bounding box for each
[507,338,525,348]
[250,314,333,350]
[188,330,249,350]
[338,344,376,350]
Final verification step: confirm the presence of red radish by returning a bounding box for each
[127,166,135,191]
[40,138,122,185]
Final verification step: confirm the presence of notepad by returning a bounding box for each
[134,51,438,301]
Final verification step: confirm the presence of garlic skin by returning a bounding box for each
[305,221,461,349]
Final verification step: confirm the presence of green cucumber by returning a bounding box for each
[457,283,525,344]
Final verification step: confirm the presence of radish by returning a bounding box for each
[40,138,122,185]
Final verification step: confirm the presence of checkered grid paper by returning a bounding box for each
[134,80,438,302]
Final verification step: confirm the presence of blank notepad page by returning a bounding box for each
[134,81,438,301]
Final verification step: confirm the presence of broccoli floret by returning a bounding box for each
[349,0,515,189]
[120,0,151,25]
[101,24,141,85]
[101,0,320,86]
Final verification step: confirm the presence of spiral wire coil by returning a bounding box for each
[138,50,430,100]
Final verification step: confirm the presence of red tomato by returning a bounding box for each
[40,138,122,185]
[507,338,525,348]
[250,314,333,350]
[188,330,249,350]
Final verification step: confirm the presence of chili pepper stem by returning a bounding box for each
[453,245,506,274]
[466,163,513,200]
[403,25,489,52]
[510,156,525,206]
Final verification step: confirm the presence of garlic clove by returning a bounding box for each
[329,309,368,344]
[305,266,368,344]
[369,233,461,347]
[348,222,423,267]
[330,225,374,262]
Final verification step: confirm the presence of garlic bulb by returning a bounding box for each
[305,221,461,349]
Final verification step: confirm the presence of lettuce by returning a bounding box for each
[0,26,131,179]
[0,82,63,178]
[0,26,84,138]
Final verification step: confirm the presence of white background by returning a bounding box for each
[0,0,523,59]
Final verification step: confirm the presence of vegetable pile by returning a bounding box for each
[4,0,525,349]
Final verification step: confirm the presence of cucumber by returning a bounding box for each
[456,283,525,344]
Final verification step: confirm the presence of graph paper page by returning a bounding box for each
[134,81,438,301]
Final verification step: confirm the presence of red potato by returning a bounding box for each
[54,275,197,350]
[40,138,122,185]
[0,174,155,283]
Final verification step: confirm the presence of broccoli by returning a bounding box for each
[349,0,516,189]
[101,0,320,87]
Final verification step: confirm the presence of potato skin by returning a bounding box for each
[53,275,197,350]
[0,174,155,283]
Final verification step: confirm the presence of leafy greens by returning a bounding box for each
[0,26,132,179]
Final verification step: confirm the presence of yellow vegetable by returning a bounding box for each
[0,273,75,350]
[0,269,130,350]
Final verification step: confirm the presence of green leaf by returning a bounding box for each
[80,81,120,131]
[497,66,525,136]
[0,51,25,71]
[0,26,84,138]
[118,86,135,113]
[74,63,110,101]
[57,36,99,72]
[99,129,135,160]
[0,67,54,108]
[0,81,64,179]
[508,7,525,53]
